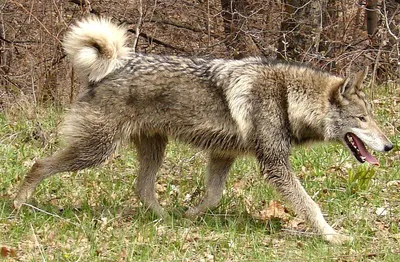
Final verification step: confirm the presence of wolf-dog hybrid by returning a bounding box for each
[14,17,393,244]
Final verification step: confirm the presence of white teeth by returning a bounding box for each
[361,156,366,161]
[347,135,357,148]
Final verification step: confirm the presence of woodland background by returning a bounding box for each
[1,1,400,260]
[0,0,400,108]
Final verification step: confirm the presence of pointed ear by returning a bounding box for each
[340,67,368,95]
[340,77,352,95]
[353,66,368,90]
[329,81,345,105]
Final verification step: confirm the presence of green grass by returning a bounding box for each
[1,90,399,261]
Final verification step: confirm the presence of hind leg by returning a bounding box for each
[185,153,235,217]
[14,120,118,209]
[133,134,168,218]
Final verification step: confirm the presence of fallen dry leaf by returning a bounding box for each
[253,200,290,221]
[244,195,255,214]
[22,159,35,168]
[376,207,388,216]
[232,179,247,195]
[1,246,17,258]
[387,180,400,188]
[286,217,305,230]
[392,233,400,240]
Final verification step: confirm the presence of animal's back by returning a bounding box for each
[73,53,250,153]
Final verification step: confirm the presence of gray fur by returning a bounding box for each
[14,18,393,245]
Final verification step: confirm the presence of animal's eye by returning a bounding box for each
[357,116,367,122]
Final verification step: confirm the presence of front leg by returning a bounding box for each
[257,150,351,244]
[248,94,350,244]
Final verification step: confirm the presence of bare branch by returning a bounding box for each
[69,0,99,15]
[9,0,62,44]
[128,29,188,53]
[132,0,143,52]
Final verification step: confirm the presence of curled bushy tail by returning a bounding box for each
[63,17,130,82]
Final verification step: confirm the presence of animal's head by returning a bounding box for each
[326,68,393,166]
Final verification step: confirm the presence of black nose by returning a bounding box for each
[384,143,393,152]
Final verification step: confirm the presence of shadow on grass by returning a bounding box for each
[2,196,282,236]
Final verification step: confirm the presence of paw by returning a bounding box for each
[13,197,25,210]
[13,200,22,210]
[146,205,169,220]
[325,233,353,245]
[13,188,32,210]
[184,207,202,219]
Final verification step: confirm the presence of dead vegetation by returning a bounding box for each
[1,0,400,109]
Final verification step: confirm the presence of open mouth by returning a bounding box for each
[344,133,379,166]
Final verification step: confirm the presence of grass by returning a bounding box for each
[1,88,399,261]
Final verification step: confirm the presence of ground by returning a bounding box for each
[0,85,399,261]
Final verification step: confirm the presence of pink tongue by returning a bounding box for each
[351,134,379,166]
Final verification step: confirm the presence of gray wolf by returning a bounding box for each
[14,17,393,244]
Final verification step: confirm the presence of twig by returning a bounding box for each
[128,29,188,53]
[69,0,99,15]
[132,0,143,52]
[30,223,47,262]
[147,16,221,39]
[22,203,82,227]
[9,0,62,44]
[382,0,400,66]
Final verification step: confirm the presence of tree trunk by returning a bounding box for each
[366,0,378,36]
[277,0,326,62]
